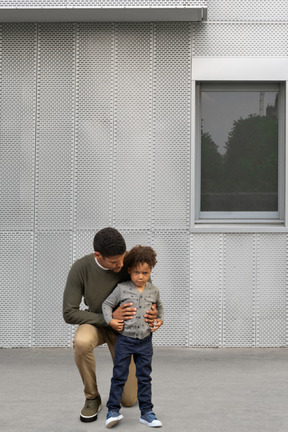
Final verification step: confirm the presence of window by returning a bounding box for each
[195,82,285,223]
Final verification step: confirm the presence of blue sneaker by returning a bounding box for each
[139,411,162,428]
[105,411,123,429]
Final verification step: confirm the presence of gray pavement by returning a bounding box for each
[1,347,288,432]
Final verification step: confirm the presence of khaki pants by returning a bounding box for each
[73,324,137,406]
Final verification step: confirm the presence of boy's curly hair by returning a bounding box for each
[125,245,157,269]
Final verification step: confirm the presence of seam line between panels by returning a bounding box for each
[151,22,154,232]
[72,23,78,265]
[32,22,39,348]
[71,23,78,347]
[255,233,259,347]
[220,233,224,347]
[187,22,192,231]
[253,233,257,347]
[72,23,78,246]
[188,233,191,347]
[187,22,193,347]
[112,22,116,227]
[152,22,156,232]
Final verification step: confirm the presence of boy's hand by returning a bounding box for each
[150,319,163,333]
[109,319,125,332]
[144,304,158,327]
[112,303,137,321]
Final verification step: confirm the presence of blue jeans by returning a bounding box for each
[107,333,153,415]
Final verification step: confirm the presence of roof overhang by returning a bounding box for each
[0,6,207,22]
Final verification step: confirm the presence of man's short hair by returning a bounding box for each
[93,227,126,257]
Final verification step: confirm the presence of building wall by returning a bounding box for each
[1,0,288,348]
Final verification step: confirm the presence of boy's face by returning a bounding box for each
[94,252,126,273]
[128,262,152,289]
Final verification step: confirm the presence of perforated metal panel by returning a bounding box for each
[256,234,287,347]
[190,233,288,348]
[0,232,33,348]
[1,19,288,349]
[35,23,75,231]
[121,229,152,251]
[207,0,288,22]
[33,232,72,347]
[74,230,96,261]
[192,22,288,57]
[190,234,222,347]
[0,23,36,231]
[114,23,152,229]
[153,23,191,229]
[152,231,190,347]
[223,235,255,347]
[75,23,114,230]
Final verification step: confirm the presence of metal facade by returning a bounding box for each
[0,1,206,5]
[208,0,288,21]
[0,1,207,22]
[1,0,288,348]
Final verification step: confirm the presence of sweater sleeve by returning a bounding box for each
[102,285,121,325]
[155,290,164,322]
[63,260,107,327]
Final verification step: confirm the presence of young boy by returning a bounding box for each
[102,245,164,429]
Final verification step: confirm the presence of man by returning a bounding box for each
[63,227,158,423]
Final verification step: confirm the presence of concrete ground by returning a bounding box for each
[1,347,288,432]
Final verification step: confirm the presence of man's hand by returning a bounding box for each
[144,304,158,328]
[150,319,163,333]
[112,303,137,321]
[109,319,125,332]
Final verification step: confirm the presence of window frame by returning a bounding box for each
[192,81,286,228]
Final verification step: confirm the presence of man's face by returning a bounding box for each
[94,252,126,273]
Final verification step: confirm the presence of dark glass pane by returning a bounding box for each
[201,89,278,212]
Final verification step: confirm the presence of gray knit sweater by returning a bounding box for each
[102,280,164,339]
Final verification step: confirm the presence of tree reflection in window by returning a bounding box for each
[201,89,278,213]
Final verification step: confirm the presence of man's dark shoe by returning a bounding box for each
[80,394,102,422]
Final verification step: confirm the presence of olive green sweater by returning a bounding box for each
[63,253,130,327]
